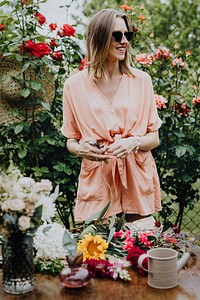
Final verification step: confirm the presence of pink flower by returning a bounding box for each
[172,57,185,68]
[49,23,58,31]
[155,46,171,60]
[34,12,46,26]
[136,53,154,66]
[155,94,168,109]
[58,24,76,37]
[192,96,200,107]
[113,230,123,238]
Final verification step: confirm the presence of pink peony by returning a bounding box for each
[155,46,171,60]
[155,94,168,109]
[136,53,154,66]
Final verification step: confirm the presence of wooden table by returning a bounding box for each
[0,257,200,300]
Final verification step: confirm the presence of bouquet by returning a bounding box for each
[0,162,58,237]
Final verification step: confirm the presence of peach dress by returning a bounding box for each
[61,68,162,221]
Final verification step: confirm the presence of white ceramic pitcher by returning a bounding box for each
[138,247,190,289]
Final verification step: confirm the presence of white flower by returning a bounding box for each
[34,222,68,259]
[18,177,35,189]
[35,195,56,223]
[18,215,31,231]
[9,199,25,211]
[36,179,53,194]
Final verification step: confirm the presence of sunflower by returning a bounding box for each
[77,233,109,261]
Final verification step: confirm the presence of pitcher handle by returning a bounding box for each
[138,254,148,272]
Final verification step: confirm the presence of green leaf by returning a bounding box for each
[85,202,110,225]
[31,81,42,91]
[109,215,117,230]
[80,224,97,237]
[34,205,43,220]
[20,88,30,98]
[22,62,30,72]
[41,102,50,110]
[18,148,27,159]
[14,124,24,134]
[176,147,187,157]
[62,230,77,256]
[115,213,126,232]
[107,226,116,243]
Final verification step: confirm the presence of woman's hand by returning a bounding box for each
[67,139,111,162]
[106,137,140,159]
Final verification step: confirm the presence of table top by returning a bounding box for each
[0,256,200,300]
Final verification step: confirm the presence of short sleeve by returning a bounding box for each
[146,75,162,133]
[60,80,82,140]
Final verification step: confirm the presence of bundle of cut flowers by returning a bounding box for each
[0,162,59,238]
[62,203,199,278]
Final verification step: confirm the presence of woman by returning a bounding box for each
[61,9,162,222]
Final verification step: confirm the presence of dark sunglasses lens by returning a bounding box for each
[112,31,123,42]
[124,31,134,41]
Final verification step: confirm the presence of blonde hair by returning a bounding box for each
[86,9,134,79]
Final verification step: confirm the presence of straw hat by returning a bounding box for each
[0,58,55,125]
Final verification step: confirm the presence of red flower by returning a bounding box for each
[79,57,88,71]
[22,0,30,4]
[186,50,192,56]
[58,24,76,37]
[126,245,146,270]
[52,51,63,61]
[83,258,112,278]
[173,99,191,117]
[137,257,148,276]
[49,23,58,31]
[20,40,51,58]
[49,38,57,48]
[0,24,5,31]
[34,12,46,26]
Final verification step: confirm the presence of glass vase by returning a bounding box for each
[2,233,34,294]
[60,251,90,288]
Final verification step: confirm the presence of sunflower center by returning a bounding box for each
[87,241,101,256]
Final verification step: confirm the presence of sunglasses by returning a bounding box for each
[112,31,134,43]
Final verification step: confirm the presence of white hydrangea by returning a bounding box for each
[34,222,69,259]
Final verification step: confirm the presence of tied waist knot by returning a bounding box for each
[108,127,128,191]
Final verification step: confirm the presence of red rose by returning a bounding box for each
[79,57,88,71]
[52,51,63,61]
[49,23,58,31]
[49,38,57,48]
[20,40,51,58]
[58,24,76,37]
[0,24,5,31]
[34,12,46,26]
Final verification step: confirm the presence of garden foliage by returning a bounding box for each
[0,0,199,230]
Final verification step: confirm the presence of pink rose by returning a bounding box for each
[136,53,154,66]
[155,94,168,109]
